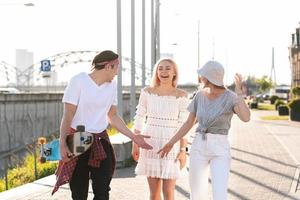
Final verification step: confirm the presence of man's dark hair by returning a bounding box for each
[92,50,119,70]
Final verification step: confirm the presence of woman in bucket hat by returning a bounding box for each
[158,60,250,200]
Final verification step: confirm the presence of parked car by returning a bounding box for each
[0,87,20,93]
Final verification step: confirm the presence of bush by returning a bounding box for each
[275,99,285,110]
[288,98,300,112]
[292,86,300,97]
[270,95,279,104]
[278,105,289,116]
[0,152,58,192]
[0,179,6,192]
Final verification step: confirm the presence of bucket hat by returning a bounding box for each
[197,60,224,86]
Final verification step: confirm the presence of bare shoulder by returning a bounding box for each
[176,88,188,98]
[143,86,154,93]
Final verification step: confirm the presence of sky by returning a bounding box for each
[0,0,300,86]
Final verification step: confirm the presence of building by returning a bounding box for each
[289,26,300,89]
[15,49,34,86]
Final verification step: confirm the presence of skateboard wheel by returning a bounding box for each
[76,125,85,132]
[40,157,46,163]
[76,146,85,153]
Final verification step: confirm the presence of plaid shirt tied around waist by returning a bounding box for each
[52,129,115,195]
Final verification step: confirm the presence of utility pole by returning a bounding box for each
[142,0,146,87]
[151,0,155,74]
[197,20,200,68]
[270,47,276,85]
[116,0,123,117]
[212,36,215,60]
[151,0,160,75]
[130,0,136,121]
[155,0,160,61]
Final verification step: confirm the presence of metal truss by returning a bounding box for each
[0,51,151,87]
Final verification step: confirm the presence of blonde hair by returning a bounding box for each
[150,58,179,87]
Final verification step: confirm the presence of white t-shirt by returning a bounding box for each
[62,72,118,133]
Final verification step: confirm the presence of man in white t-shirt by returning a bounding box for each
[52,50,152,200]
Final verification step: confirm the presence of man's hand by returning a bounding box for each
[132,134,153,150]
[60,141,74,162]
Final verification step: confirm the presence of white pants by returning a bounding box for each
[189,133,231,200]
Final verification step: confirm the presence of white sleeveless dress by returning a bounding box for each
[133,89,189,179]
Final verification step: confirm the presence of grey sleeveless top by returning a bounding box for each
[187,89,237,137]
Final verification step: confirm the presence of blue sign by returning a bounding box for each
[40,60,51,72]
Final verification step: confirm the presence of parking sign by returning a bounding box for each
[40,60,51,72]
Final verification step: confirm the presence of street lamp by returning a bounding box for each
[24,3,34,6]
[0,2,34,6]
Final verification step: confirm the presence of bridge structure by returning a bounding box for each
[0,50,152,88]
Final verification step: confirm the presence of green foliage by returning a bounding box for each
[270,95,279,104]
[256,76,274,93]
[0,152,57,192]
[288,98,300,112]
[258,98,264,103]
[260,115,289,120]
[0,179,6,192]
[274,99,285,110]
[292,86,300,97]
[257,103,275,110]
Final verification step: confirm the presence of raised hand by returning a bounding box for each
[157,142,174,158]
[132,134,153,150]
[234,73,243,94]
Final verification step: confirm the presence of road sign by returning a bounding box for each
[40,60,51,72]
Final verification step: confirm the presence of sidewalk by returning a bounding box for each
[0,110,299,200]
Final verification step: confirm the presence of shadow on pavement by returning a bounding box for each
[232,156,295,180]
[231,170,299,200]
[231,147,297,168]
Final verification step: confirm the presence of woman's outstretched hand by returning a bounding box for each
[175,151,187,169]
[157,142,174,158]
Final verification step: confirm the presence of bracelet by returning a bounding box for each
[180,147,188,152]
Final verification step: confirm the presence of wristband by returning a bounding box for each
[180,147,188,152]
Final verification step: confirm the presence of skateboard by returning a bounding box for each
[38,125,94,163]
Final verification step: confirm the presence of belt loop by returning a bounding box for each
[200,128,208,140]
[202,133,206,140]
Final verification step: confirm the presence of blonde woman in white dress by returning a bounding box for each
[132,58,189,200]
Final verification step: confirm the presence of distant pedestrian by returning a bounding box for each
[132,58,189,200]
[52,50,152,200]
[158,60,250,200]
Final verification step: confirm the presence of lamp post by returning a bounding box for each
[24,3,34,6]
[0,2,34,6]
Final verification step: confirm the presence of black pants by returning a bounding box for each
[69,139,114,200]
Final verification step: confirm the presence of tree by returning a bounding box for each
[227,76,259,95]
[256,76,274,93]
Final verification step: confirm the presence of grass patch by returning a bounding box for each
[257,103,275,110]
[260,115,289,120]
